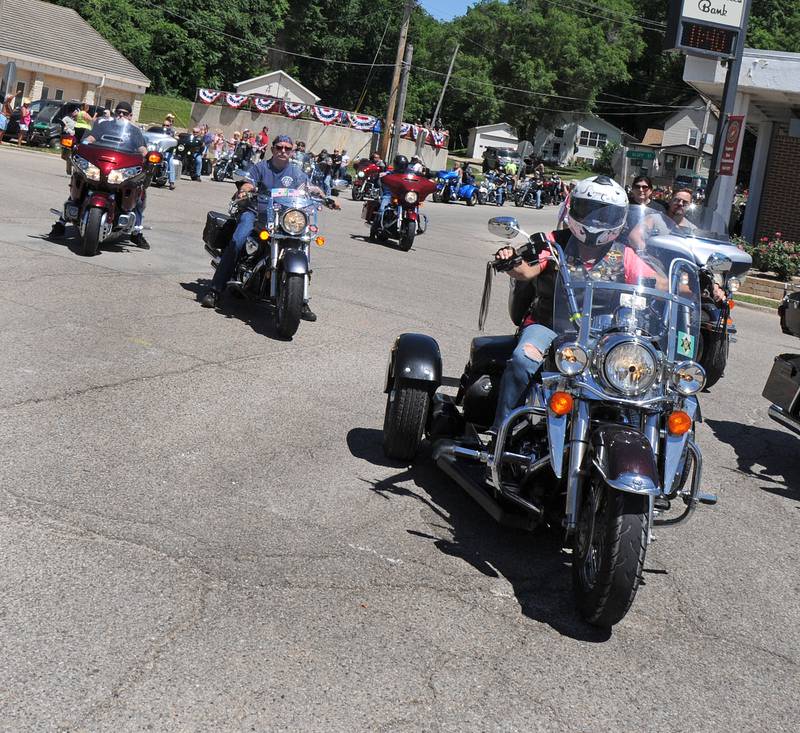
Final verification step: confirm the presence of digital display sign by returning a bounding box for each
[680,21,736,56]
[664,0,747,59]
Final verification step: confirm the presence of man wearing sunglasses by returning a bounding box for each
[201,134,337,319]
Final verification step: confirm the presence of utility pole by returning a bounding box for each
[389,42,413,162]
[379,0,414,161]
[431,43,458,129]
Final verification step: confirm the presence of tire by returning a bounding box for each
[572,469,648,628]
[65,159,72,176]
[441,188,451,204]
[467,192,478,207]
[477,192,487,205]
[382,385,430,461]
[213,165,226,182]
[698,332,728,389]
[276,272,303,339]
[352,185,364,201]
[81,208,103,257]
[399,221,415,251]
[49,137,59,149]
[514,194,524,207]
[432,190,442,203]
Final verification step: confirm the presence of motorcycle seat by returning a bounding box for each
[469,335,516,373]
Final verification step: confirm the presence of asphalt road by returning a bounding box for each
[1,146,798,732]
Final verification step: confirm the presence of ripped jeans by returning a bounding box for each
[492,323,557,431]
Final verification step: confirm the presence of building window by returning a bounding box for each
[678,154,695,170]
[687,128,700,147]
[552,142,561,157]
[554,128,564,138]
[14,81,25,105]
[54,89,63,101]
[105,98,115,111]
[42,87,50,100]
[578,130,608,148]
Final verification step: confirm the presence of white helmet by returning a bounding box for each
[568,175,628,248]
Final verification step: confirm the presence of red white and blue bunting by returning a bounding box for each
[427,129,448,148]
[347,112,377,131]
[198,88,221,105]
[224,93,249,109]
[311,105,342,125]
[283,102,308,118]
[252,96,278,113]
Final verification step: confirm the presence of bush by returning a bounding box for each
[743,232,800,280]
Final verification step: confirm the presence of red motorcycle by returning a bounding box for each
[362,172,437,251]
[57,119,161,256]
[351,161,382,201]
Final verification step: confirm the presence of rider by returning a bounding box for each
[491,175,651,434]
[49,101,151,249]
[371,154,408,238]
[200,135,337,318]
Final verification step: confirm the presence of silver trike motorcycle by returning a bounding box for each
[381,211,726,627]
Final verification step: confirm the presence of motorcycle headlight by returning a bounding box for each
[555,343,588,376]
[107,166,142,185]
[600,340,658,396]
[671,361,705,396]
[281,208,308,235]
[727,276,741,293]
[404,191,418,204]
[357,171,365,179]
[74,156,101,181]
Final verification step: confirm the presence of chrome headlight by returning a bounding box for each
[357,171,365,179]
[727,276,741,293]
[107,166,142,185]
[555,343,588,376]
[600,339,658,396]
[672,361,705,395]
[74,156,100,181]
[281,208,308,235]
[404,191,418,204]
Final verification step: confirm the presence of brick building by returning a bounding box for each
[684,49,800,243]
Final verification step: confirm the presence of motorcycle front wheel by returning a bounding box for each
[352,185,364,201]
[81,207,103,257]
[212,165,226,182]
[276,272,303,339]
[514,194,525,207]
[572,468,648,628]
[399,220,415,251]
[466,192,478,207]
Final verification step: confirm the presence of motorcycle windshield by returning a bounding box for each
[551,208,701,362]
[269,187,318,212]
[83,118,146,154]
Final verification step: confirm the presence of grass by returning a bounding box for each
[138,93,194,129]
[735,293,779,309]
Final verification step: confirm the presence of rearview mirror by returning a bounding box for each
[488,216,520,239]
[706,252,732,274]
[331,178,349,191]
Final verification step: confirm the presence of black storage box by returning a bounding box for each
[203,211,235,251]
[762,353,800,415]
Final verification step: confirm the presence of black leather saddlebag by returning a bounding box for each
[203,211,235,250]
[763,353,800,416]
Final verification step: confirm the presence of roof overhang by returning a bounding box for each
[0,48,149,93]
[683,48,800,126]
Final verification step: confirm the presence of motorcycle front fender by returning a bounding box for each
[591,425,660,495]
[281,247,309,275]
[404,208,418,222]
[385,333,442,394]
[663,397,698,495]
[85,192,115,221]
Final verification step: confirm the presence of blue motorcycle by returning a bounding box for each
[434,170,479,206]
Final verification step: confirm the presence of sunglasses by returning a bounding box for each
[273,145,293,152]
[671,198,690,206]
[633,184,650,190]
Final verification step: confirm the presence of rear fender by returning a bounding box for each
[591,424,660,495]
[385,333,442,394]
[281,247,309,275]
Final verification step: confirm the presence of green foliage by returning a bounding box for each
[747,1,800,52]
[594,141,620,174]
[745,232,800,280]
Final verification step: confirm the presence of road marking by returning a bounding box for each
[348,543,403,565]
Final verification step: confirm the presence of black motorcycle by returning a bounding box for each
[203,187,329,338]
[175,133,208,180]
[763,287,800,436]
[213,142,254,182]
[514,178,542,208]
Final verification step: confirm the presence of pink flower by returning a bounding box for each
[760,237,769,242]
[775,232,783,237]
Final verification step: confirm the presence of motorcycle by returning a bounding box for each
[202,182,332,339]
[478,173,506,206]
[763,286,800,436]
[175,132,208,180]
[434,170,479,206]
[542,176,563,206]
[352,162,382,201]
[514,178,543,208]
[362,172,437,251]
[54,120,161,257]
[381,210,718,628]
[214,142,254,182]
[143,130,180,188]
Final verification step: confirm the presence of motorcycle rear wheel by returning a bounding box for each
[698,332,728,389]
[276,272,303,339]
[572,469,648,628]
[382,385,429,461]
[466,192,478,207]
[81,208,103,257]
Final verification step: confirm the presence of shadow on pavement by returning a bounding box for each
[346,426,612,642]
[705,418,800,500]
[32,229,141,257]
[348,233,412,252]
[179,279,290,341]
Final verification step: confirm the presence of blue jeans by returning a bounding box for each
[492,324,557,430]
[322,173,331,196]
[210,209,257,292]
[534,189,542,207]
[193,152,203,178]
[165,150,176,184]
[377,190,392,214]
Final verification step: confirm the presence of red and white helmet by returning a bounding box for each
[567,175,628,248]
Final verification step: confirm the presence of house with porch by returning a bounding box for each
[533,114,627,167]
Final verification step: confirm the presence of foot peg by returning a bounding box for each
[697,491,718,506]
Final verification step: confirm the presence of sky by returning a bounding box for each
[418,0,472,21]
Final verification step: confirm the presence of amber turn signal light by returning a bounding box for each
[727,299,735,310]
[549,391,573,416]
[667,411,692,435]
[315,236,326,247]
[61,138,73,147]
[147,152,162,164]
[258,229,270,241]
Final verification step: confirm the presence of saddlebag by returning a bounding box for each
[203,211,236,251]
[763,353,800,416]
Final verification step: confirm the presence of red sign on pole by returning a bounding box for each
[719,115,745,176]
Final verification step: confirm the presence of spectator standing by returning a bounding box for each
[17,98,31,146]
[0,93,14,145]
[74,102,94,143]
[62,107,78,135]
[316,149,332,195]
[331,149,342,179]
[340,149,350,174]
[257,126,270,159]
[410,155,423,174]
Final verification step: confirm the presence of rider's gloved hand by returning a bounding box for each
[494,246,516,261]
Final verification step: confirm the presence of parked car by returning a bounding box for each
[1,98,51,142]
[27,101,68,147]
[482,146,524,172]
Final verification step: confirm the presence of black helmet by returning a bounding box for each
[393,154,409,173]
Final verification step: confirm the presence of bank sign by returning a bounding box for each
[665,0,750,59]
[681,0,746,30]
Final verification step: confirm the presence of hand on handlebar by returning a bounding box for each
[495,246,516,261]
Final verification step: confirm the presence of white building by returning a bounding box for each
[466,122,519,159]
[234,70,319,105]
[534,114,625,167]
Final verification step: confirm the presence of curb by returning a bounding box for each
[734,298,778,314]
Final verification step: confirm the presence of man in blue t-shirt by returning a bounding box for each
[201,135,334,320]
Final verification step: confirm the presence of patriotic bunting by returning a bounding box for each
[198,89,221,105]
[283,102,308,118]
[224,93,249,108]
[428,129,448,148]
[347,112,377,131]
[252,96,278,113]
[311,106,342,125]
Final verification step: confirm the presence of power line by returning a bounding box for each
[538,0,666,34]
[570,0,667,29]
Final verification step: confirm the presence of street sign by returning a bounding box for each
[719,114,745,176]
[626,150,656,160]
